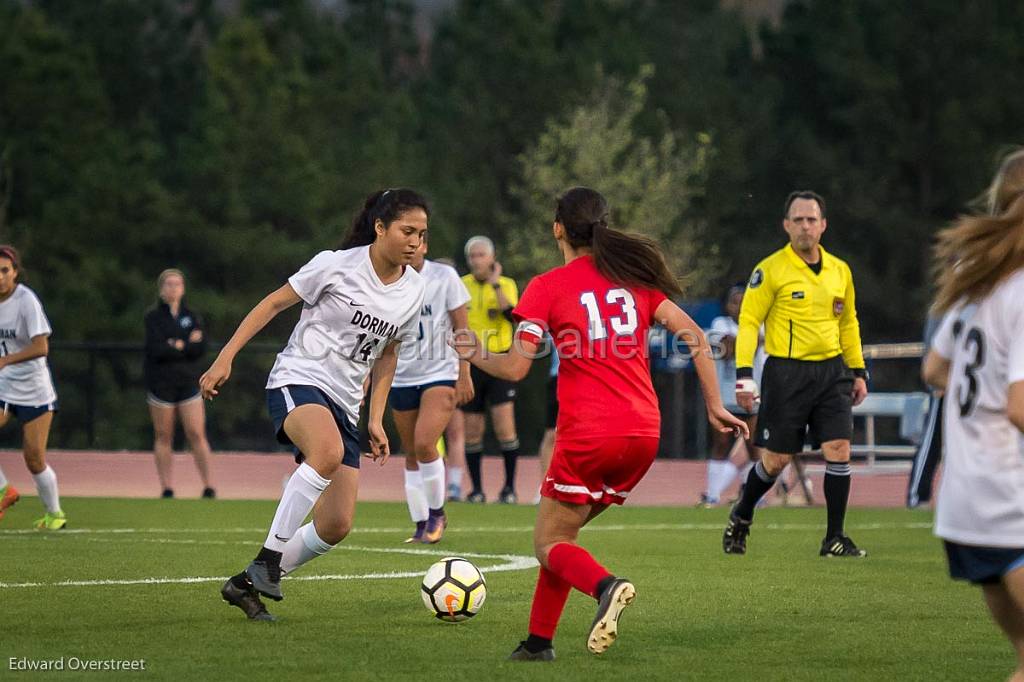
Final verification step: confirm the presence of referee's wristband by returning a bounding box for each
[852,367,869,380]
[736,367,754,380]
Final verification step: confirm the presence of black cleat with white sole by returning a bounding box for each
[507,642,556,662]
[722,514,751,555]
[221,579,277,621]
[587,578,635,654]
[820,534,867,558]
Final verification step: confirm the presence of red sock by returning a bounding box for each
[528,567,571,639]
[546,542,612,599]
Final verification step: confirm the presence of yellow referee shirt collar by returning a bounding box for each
[784,242,833,271]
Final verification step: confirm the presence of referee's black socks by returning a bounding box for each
[824,462,852,538]
[466,441,484,494]
[733,461,777,522]
[500,439,520,491]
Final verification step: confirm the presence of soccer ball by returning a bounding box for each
[420,557,487,622]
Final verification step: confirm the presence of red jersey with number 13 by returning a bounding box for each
[513,255,667,443]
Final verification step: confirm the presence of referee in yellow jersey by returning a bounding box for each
[461,236,521,504]
[723,191,869,558]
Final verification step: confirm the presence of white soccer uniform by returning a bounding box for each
[933,269,1024,547]
[0,284,57,406]
[266,246,425,423]
[707,315,765,407]
[393,260,470,387]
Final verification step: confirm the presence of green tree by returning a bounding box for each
[506,67,715,292]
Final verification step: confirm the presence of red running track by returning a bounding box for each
[0,449,917,507]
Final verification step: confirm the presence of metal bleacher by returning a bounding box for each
[805,343,930,473]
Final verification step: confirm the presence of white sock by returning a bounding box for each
[32,466,61,513]
[705,460,725,501]
[0,465,8,490]
[264,463,330,552]
[420,458,446,510]
[281,522,335,576]
[447,465,463,489]
[404,469,429,523]
[718,461,739,496]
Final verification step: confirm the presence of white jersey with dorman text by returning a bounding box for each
[933,269,1024,547]
[266,246,425,423]
[0,284,58,406]
[393,259,470,387]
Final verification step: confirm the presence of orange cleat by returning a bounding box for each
[0,484,20,522]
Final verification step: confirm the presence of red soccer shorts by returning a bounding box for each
[541,436,660,506]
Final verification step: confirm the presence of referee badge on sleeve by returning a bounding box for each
[748,268,764,289]
[832,297,845,317]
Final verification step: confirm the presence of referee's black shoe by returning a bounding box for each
[820,534,867,558]
[722,514,751,555]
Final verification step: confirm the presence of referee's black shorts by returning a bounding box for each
[755,355,854,454]
[461,364,517,414]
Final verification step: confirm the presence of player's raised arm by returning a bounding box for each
[655,299,749,439]
[199,283,302,399]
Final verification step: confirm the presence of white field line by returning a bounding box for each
[0,521,934,536]
[0,544,537,589]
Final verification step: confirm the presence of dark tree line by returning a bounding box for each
[1,0,1021,449]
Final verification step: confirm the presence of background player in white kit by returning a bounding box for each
[200,189,427,621]
[923,149,1024,680]
[389,238,473,543]
[0,245,66,530]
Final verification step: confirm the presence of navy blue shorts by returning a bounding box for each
[388,380,456,412]
[267,385,361,469]
[147,384,201,407]
[0,400,57,424]
[944,540,1024,585]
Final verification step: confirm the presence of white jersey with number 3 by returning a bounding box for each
[933,269,1024,547]
[392,259,470,387]
[266,246,425,423]
[0,284,57,406]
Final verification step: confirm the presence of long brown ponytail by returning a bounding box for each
[556,187,682,297]
[932,149,1024,313]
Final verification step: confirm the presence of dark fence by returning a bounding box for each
[0,341,923,457]
[0,340,711,457]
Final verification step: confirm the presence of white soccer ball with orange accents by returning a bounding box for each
[421,557,486,622]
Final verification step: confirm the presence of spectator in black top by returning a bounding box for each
[144,269,215,498]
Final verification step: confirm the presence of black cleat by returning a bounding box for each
[722,514,751,555]
[508,642,556,662]
[820,534,867,558]
[498,487,517,505]
[466,491,486,504]
[202,487,216,499]
[587,578,635,654]
[246,559,284,601]
[221,579,276,621]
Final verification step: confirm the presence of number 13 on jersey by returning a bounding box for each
[579,288,638,340]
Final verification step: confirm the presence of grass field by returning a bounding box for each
[0,498,1009,681]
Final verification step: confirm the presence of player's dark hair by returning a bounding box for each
[555,187,682,297]
[0,244,21,281]
[344,188,430,249]
[783,190,827,218]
